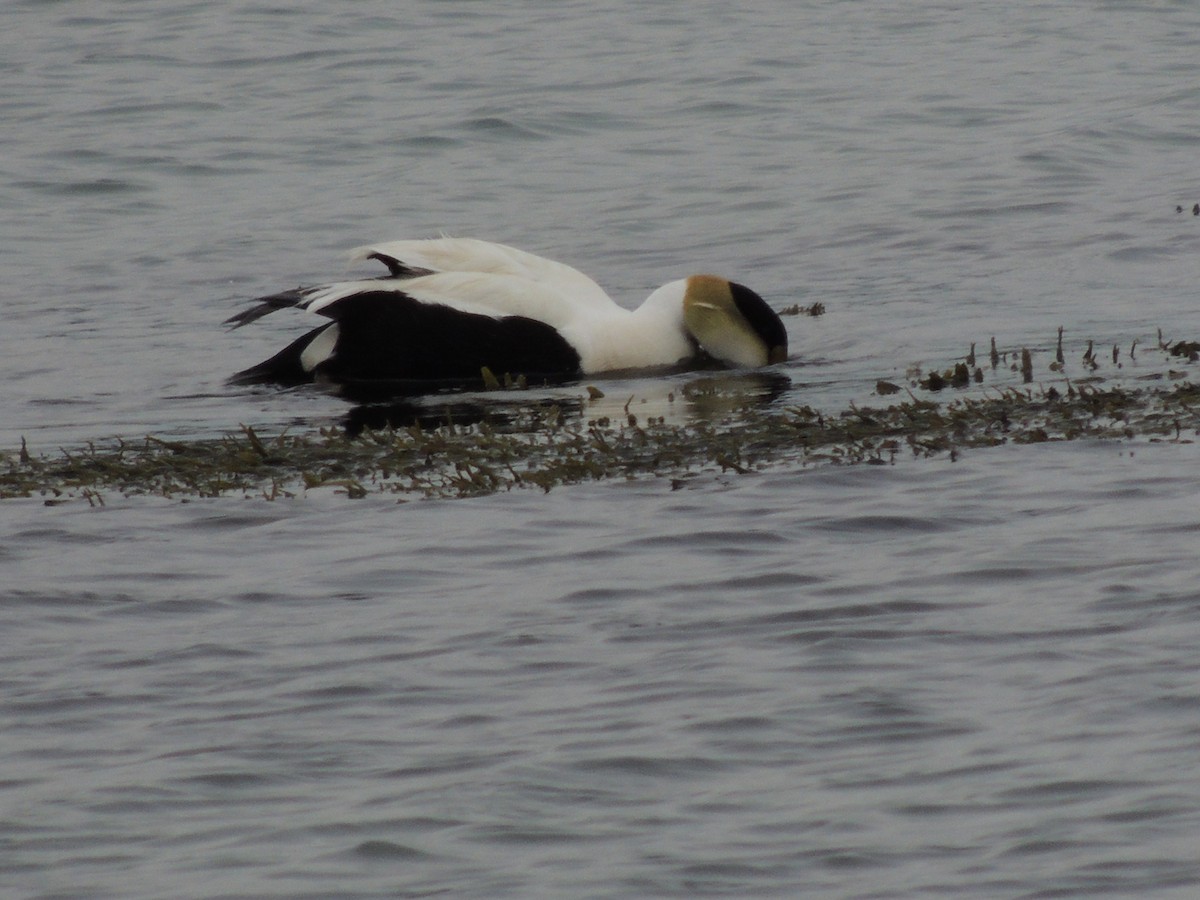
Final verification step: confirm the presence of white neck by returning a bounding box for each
[565,279,695,373]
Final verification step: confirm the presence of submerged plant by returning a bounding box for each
[4,331,1198,504]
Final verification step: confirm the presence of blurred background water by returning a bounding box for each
[4,1,1200,897]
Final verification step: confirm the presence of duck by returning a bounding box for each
[226,237,788,389]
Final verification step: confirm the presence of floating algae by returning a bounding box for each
[4,330,1199,503]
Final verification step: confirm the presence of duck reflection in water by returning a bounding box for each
[339,371,793,437]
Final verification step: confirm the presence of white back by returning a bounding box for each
[351,237,616,312]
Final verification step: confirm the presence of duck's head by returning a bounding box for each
[681,275,789,368]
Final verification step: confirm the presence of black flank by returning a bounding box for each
[231,289,582,386]
[323,291,581,381]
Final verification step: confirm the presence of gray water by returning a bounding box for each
[4,2,1200,897]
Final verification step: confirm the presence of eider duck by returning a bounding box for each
[227,237,788,388]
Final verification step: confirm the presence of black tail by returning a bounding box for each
[228,323,328,386]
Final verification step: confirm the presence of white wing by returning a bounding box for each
[350,237,617,312]
[305,271,615,332]
[225,237,624,332]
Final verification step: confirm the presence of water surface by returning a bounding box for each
[4,1,1200,897]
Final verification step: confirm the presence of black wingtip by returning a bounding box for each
[224,287,313,329]
[364,253,435,279]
